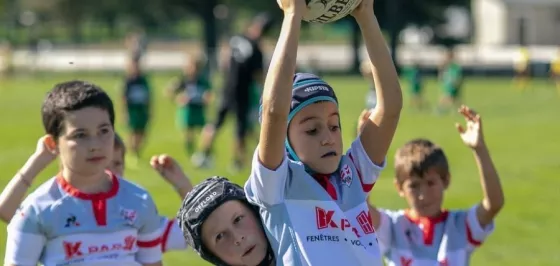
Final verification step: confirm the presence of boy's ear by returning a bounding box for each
[393,179,405,198]
[443,173,451,189]
[44,134,59,153]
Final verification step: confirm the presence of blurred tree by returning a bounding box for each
[10,0,471,73]
[369,0,471,73]
[19,0,94,43]
[92,0,126,37]
[159,0,219,73]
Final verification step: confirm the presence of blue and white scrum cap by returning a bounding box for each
[258,73,339,162]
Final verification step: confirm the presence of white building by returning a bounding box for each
[473,0,560,45]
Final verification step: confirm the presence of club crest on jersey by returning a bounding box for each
[340,164,352,187]
[120,208,137,225]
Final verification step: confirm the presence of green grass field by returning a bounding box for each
[0,73,559,265]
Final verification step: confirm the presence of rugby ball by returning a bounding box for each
[303,0,362,23]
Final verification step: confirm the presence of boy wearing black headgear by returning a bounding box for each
[177,177,273,266]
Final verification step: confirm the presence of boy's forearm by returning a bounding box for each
[258,13,302,168]
[473,143,504,214]
[359,17,402,116]
[0,174,29,223]
[173,178,193,199]
[0,154,48,222]
[356,16,402,165]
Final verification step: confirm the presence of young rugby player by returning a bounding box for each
[4,81,163,266]
[178,177,274,266]
[122,59,152,163]
[437,49,463,114]
[167,54,212,158]
[365,106,504,265]
[244,0,403,264]
[0,133,194,254]
[404,62,426,110]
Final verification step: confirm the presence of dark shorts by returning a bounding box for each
[444,86,460,99]
[410,83,422,95]
[127,107,149,132]
[178,105,206,129]
[214,99,250,141]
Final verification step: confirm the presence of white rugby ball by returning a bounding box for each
[303,0,362,23]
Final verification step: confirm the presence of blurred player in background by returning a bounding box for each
[513,46,531,91]
[197,13,273,171]
[167,54,212,160]
[356,59,378,138]
[437,48,463,114]
[404,61,426,110]
[125,27,148,63]
[122,59,152,165]
[360,59,378,110]
[0,40,14,79]
[549,48,560,95]
[246,81,262,143]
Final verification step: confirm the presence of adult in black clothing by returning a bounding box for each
[196,13,273,171]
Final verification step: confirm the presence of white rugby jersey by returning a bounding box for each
[377,207,495,266]
[245,139,385,266]
[5,172,163,266]
[159,217,188,252]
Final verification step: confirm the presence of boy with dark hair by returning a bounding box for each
[4,81,163,266]
[367,105,504,265]
[0,132,193,255]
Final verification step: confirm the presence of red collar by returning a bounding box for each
[405,209,449,224]
[404,209,449,245]
[313,174,338,200]
[56,170,119,201]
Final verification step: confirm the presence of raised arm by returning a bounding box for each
[353,0,403,166]
[150,154,193,199]
[0,136,56,223]
[258,0,306,170]
[456,105,504,227]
